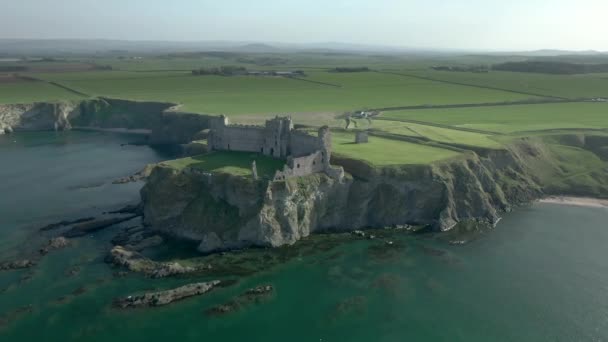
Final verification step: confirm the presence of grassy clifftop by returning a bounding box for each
[164,151,285,179]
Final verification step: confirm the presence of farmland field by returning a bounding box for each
[380,102,608,134]
[401,69,608,99]
[0,79,84,104]
[2,53,608,165]
[370,120,502,148]
[26,70,537,116]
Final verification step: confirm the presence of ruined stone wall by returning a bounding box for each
[273,151,326,180]
[209,116,294,158]
[207,117,341,180]
[289,131,320,157]
[211,125,266,153]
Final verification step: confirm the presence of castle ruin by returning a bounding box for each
[207,115,344,181]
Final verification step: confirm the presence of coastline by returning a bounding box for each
[73,127,152,135]
[539,196,608,209]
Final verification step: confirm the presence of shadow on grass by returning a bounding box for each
[188,151,285,178]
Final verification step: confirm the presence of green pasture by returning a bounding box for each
[164,151,284,178]
[0,80,84,104]
[369,120,502,148]
[381,102,608,134]
[331,131,461,165]
[402,69,608,99]
[34,70,535,117]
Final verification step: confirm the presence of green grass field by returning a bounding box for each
[369,120,502,148]
[331,131,461,165]
[381,102,608,134]
[0,80,84,104]
[402,70,608,99]
[165,151,285,178]
[27,70,535,117]
[3,52,608,166]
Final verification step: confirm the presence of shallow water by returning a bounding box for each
[1,132,608,341]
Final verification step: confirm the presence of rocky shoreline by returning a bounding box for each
[4,98,608,257]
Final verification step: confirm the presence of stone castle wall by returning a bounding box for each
[273,151,327,180]
[289,131,321,157]
[207,115,342,181]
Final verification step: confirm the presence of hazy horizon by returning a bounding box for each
[1,0,608,51]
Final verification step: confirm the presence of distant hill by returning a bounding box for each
[0,39,605,58]
[234,43,280,53]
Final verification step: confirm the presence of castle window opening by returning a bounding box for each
[297,163,300,168]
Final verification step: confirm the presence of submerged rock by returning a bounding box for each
[39,237,71,255]
[106,204,142,215]
[39,217,95,231]
[127,235,164,252]
[107,246,198,278]
[64,215,138,238]
[0,305,33,329]
[206,284,274,316]
[64,265,81,277]
[111,225,163,252]
[0,259,35,271]
[352,230,366,238]
[111,226,144,245]
[113,280,221,308]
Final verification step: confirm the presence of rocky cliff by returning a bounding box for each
[0,102,78,132]
[0,98,214,144]
[140,134,608,254]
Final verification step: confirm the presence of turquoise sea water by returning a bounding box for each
[1,131,608,341]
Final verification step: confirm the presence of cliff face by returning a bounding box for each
[0,99,215,144]
[141,137,584,253]
[0,102,79,132]
[148,109,212,145]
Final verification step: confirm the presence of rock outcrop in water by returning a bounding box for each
[107,246,199,278]
[0,259,35,271]
[39,237,71,255]
[113,280,221,308]
[206,284,274,316]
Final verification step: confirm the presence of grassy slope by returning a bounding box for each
[381,102,608,134]
[164,151,285,178]
[331,131,461,165]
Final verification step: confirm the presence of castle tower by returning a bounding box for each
[263,116,293,158]
[317,126,332,167]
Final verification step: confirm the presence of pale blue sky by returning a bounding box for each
[1,0,607,50]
